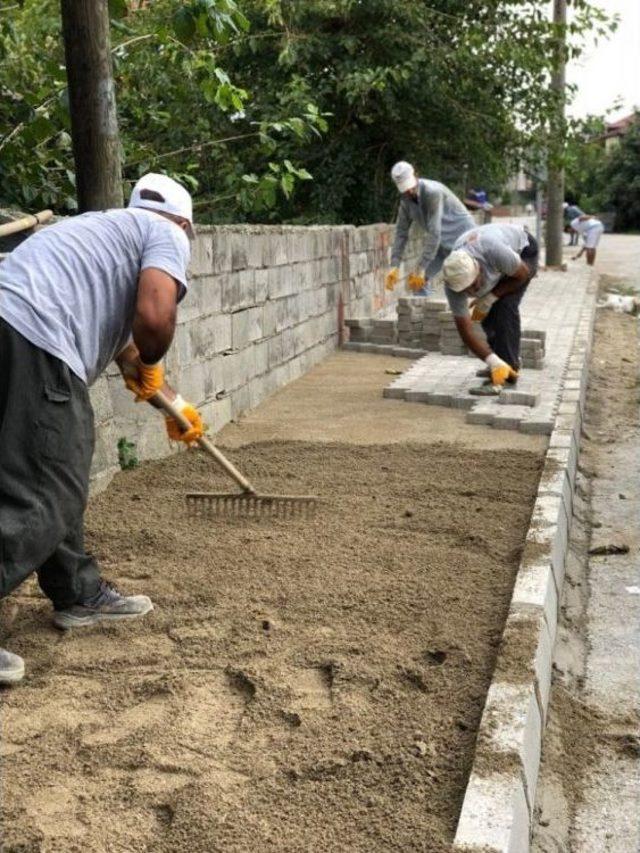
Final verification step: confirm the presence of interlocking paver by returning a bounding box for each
[380,266,595,432]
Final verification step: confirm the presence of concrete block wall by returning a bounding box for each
[89,221,423,491]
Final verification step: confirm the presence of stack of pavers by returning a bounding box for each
[370,318,397,348]
[439,311,468,355]
[395,297,449,358]
[344,318,372,344]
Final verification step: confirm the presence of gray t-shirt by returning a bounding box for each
[391,179,475,270]
[445,223,528,317]
[0,208,190,385]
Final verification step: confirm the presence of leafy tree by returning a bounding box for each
[564,115,608,211]
[0,0,324,217]
[0,0,612,224]
[600,119,640,231]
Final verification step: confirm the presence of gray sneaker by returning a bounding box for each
[0,647,25,684]
[52,580,153,630]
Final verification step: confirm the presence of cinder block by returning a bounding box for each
[528,493,569,591]
[479,680,543,806]
[190,313,232,359]
[189,231,214,276]
[197,275,223,315]
[511,549,559,649]
[453,772,530,853]
[229,232,249,271]
[222,270,256,312]
[212,232,232,273]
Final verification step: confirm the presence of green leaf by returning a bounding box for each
[108,0,128,20]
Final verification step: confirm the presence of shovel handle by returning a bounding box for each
[152,390,256,495]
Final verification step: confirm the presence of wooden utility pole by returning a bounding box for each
[60,0,123,211]
[545,0,567,266]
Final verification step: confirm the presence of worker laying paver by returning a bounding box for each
[435,222,539,395]
[0,173,205,685]
[385,161,475,296]
[571,213,605,266]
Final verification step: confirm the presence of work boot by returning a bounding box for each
[52,580,153,630]
[0,648,25,685]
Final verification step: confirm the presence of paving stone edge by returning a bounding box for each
[452,268,599,852]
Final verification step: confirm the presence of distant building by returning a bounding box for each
[601,112,638,154]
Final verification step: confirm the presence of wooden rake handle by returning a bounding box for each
[152,390,257,495]
[0,209,53,238]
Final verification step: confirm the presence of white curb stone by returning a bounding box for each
[452,268,598,852]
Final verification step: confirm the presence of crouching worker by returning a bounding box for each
[571,214,604,266]
[0,173,205,685]
[436,223,539,396]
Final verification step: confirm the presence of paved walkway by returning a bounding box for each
[381,264,595,434]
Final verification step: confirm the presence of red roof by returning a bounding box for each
[605,112,638,138]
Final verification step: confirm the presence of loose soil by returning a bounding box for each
[1,436,542,853]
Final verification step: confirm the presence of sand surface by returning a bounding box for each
[1,352,545,852]
[1,436,541,852]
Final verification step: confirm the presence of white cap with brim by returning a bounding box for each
[440,250,479,292]
[129,173,194,239]
[391,161,418,193]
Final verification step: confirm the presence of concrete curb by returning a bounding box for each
[452,270,599,852]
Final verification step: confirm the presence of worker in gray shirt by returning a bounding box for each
[0,173,205,685]
[436,223,539,394]
[385,161,475,296]
[563,201,583,246]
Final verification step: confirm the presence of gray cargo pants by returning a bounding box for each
[0,318,101,609]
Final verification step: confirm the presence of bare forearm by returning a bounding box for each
[132,316,174,365]
[492,277,526,299]
[454,317,492,360]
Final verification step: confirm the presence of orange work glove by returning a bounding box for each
[485,353,518,386]
[165,395,205,446]
[470,293,498,322]
[124,358,165,402]
[407,271,426,291]
[385,267,400,291]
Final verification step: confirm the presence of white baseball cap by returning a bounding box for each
[391,161,418,193]
[129,173,194,238]
[441,250,479,291]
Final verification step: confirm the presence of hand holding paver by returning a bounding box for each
[470,293,498,322]
[485,352,518,386]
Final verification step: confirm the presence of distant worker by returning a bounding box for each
[436,223,539,395]
[570,214,604,266]
[0,173,205,685]
[385,161,475,296]
[563,201,584,246]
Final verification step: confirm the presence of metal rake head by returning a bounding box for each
[185,492,318,519]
